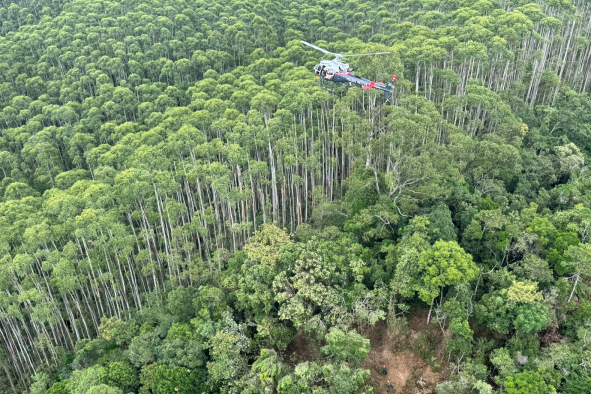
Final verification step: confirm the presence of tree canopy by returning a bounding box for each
[1,0,591,393]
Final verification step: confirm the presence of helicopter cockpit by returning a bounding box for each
[314,64,324,76]
[314,61,353,80]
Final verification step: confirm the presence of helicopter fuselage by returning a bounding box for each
[301,40,396,101]
[314,59,352,79]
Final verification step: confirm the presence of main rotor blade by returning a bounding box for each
[300,40,334,56]
[341,52,391,57]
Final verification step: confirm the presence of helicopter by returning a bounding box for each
[300,40,397,101]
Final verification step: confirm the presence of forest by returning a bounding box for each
[2,0,591,392]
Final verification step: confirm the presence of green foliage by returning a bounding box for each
[273,232,372,332]
[321,327,370,367]
[563,371,591,394]
[68,366,104,394]
[243,224,292,265]
[427,203,458,243]
[564,300,591,338]
[140,364,207,394]
[29,372,51,394]
[489,347,517,382]
[416,240,478,304]
[47,381,71,394]
[276,361,371,394]
[513,254,554,285]
[167,286,196,323]
[85,385,122,394]
[240,348,286,393]
[72,339,108,370]
[207,314,250,391]
[504,370,556,394]
[476,280,549,334]
[100,360,139,393]
[157,323,206,369]
[343,168,382,216]
[126,331,160,368]
[412,331,442,371]
[3,0,591,392]
[98,317,138,348]
[391,216,431,298]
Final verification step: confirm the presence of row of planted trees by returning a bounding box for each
[2,0,591,114]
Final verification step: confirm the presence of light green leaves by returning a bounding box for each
[415,240,478,304]
[243,224,291,265]
[321,327,370,366]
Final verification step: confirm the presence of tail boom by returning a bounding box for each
[330,73,398,101]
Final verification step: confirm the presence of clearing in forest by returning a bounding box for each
[363,310,450,393]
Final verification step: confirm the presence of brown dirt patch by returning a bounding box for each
[282,310,449,392]
[363,310,449,393]
[367,348,437,393]
[540,326,566,348]
[283,329,318,365]
[409,309,433,332]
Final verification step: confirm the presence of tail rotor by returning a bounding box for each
[384,75,397,102]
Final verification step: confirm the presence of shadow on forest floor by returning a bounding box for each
[283,329,321,365]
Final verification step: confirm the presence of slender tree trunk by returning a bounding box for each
[427,299,435,324]
[568,272,580,303]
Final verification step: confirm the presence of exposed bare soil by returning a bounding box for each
[363,310,449,393]
[283,309,449,393]
[284,329,318,364]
